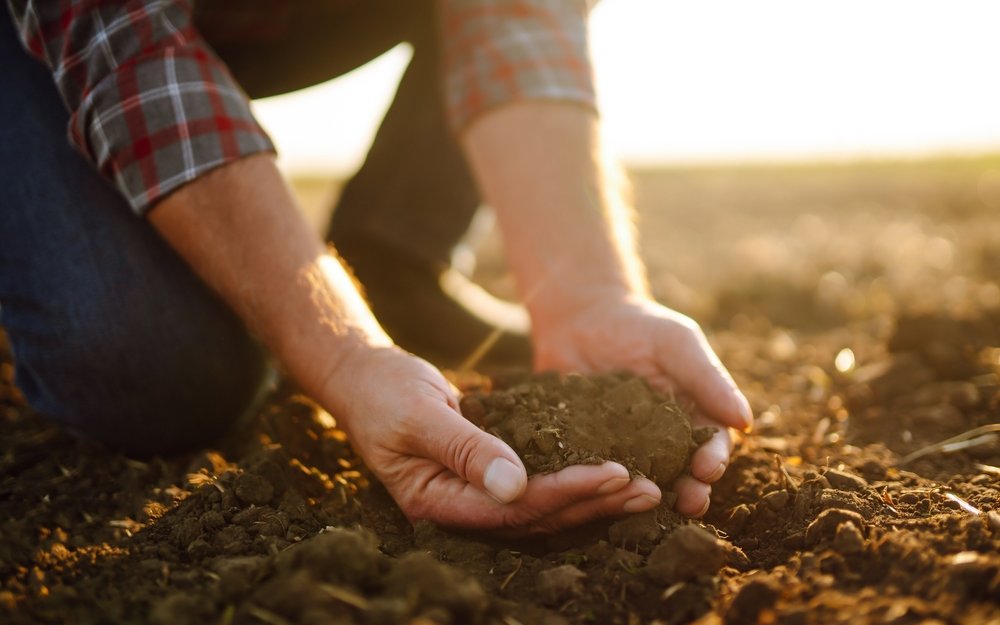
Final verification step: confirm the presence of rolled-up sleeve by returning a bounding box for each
[439,0,597,131]
[7,0,274,214]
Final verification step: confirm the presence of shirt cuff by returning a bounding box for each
[440,0,598,131]
[71,45,274,214]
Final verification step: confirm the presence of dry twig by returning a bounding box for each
[500,557,523,591]
[897,424,1000,466]
[944,492,981,516]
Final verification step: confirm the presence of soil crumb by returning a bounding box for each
[459,372,714,490]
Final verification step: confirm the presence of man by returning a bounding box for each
[0,0,752,533]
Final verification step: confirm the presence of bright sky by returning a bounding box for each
[252,0,1000,174]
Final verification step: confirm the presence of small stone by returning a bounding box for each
[234,473,274,506]
[805,508,866,547]
[761,490,790,511]
[537,564,587,605]
[823,468,868,491]
[833,522,865,555]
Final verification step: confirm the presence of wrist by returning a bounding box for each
[528,279,650,338]
[313,341,399,430]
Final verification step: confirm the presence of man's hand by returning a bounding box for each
[532,296,752,517]
[151,154,661,534]
[461,102,753,518]
[322,344,662,533]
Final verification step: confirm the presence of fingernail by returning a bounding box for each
[696,497,711,517]
[706,462,727,483]
[483,458,525,504]
[597,476,630,495]
[623,493,660,514]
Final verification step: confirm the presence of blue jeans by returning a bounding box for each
[0,14,270,456]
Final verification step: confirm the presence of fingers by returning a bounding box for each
[408,461,659,533]
[485,463,660,534]
[677,419,732,519]
[674,475,712,518]
[533,476,660,531]
[688,421,733,483]
[656,318,753,432]
[409,400,528,504]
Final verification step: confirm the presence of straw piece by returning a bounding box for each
[897,424,1000,466]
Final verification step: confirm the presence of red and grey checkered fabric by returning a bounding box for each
[440,0,596,129]
[7,0,596,214]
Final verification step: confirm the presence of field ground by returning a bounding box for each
[2,156,1000,624]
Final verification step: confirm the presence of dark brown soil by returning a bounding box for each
[459,371,714,495]
[4,159,1000,625]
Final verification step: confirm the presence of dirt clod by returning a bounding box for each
[644,525,728,584]
[463,373,705,489]
[805,508,867,546]
[987,511,1000,535]
[607,510,663,549]
[833,521,866,555]
[274,527,381,586]
[761,489,790,511]
[726,576,781,624]
[823,468,868,491]
[234,472,274,506]
[536,565,586,605]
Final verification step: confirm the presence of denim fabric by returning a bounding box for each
[0,11,270,456]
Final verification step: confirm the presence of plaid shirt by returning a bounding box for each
[7,0,596,214]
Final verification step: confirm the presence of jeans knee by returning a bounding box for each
[9,292,270,457]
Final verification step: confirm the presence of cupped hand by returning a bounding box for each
[321,345,661,534]
[532,296,753,517]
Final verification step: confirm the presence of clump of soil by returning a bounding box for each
[459,372,715,491]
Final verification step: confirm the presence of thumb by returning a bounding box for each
[416,402,528,503]
[658,322,753,431]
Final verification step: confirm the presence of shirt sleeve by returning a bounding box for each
[438,0,598,131]
[7,0,275,214]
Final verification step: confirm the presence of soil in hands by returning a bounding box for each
[459,371,715,499]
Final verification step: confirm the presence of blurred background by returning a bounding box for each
[253,0,1000,174]
[251,0,1000,332]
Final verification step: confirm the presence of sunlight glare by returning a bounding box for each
[252,1,1000,174]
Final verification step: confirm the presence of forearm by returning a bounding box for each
[149,154,390,410]
[460,102,650,328]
